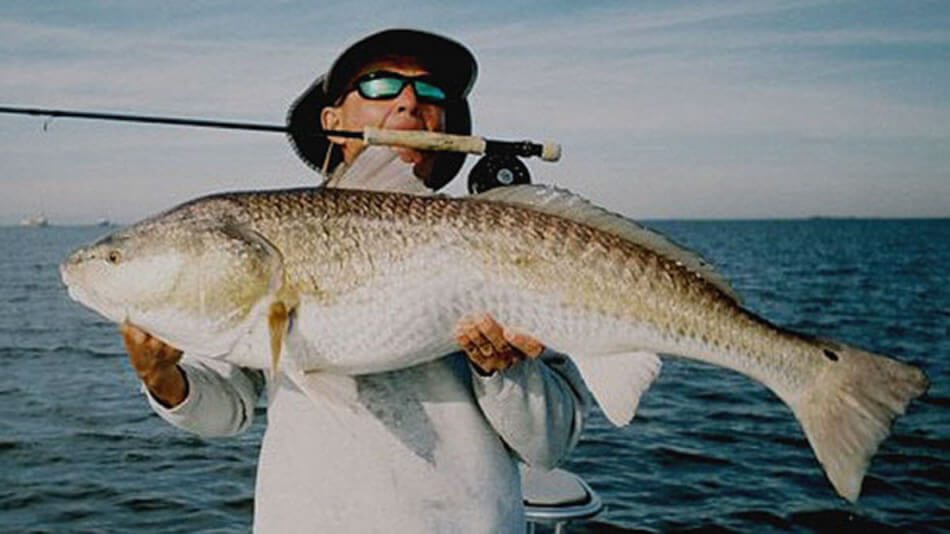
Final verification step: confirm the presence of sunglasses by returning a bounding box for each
[351,71,449,104]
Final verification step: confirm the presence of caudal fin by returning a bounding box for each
[791,343,928,502]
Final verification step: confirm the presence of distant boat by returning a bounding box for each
[96,218,112,227]
[20,215,49,227]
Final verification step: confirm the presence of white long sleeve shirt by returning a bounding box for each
[146,351,586,533]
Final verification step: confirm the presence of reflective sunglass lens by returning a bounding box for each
[357,74,448,103]
[359,77,405,99]
[413,81,447,102]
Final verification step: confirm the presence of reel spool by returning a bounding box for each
[467,154,532,194]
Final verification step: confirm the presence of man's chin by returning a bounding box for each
[394,147,424,165]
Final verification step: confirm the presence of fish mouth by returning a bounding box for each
[59,262,76,290]
[59,263,126,324]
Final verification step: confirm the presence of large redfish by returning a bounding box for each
[60,185,928,502]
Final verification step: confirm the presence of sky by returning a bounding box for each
[1,0,948,224]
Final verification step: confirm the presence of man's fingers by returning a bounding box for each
[120,322,146,346]
[457,331,496,372]
[503,329,544,359]
[456,331,479,356]
[458,327,492,357]
[121,323,159,352]
[457,320,518,373]
[476,315,513,355]
[472,331,495,357]
[456,314,546,373]
[457,316,499,356]
[121,323,183,368]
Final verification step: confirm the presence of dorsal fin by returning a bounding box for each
[473,184,741,303]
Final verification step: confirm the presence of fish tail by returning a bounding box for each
[790,342,928,502]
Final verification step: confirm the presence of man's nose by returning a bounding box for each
[393,84,419,113]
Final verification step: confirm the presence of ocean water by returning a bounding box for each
[0,219,946,533]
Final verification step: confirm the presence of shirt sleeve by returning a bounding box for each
[471,349,590,469]
[144,354,265,438]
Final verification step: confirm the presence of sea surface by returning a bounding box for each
[0,219,946,533]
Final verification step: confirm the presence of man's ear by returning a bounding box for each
[321,106,346,145]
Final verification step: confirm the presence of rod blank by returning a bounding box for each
[0,105,289,133]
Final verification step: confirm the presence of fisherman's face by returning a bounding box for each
[321,57,446,170]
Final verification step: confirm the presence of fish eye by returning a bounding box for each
[107,250,121,264]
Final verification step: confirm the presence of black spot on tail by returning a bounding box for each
[823,349,839,362]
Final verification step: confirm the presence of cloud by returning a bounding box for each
[462,3,950,139]
[0,1,947,222]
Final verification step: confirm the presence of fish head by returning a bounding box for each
[61,211,283,356]
[61,223,186,324]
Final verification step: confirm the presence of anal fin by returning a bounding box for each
[572,351,662,426]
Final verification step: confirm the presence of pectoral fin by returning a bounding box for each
[268,301,288,375]
[572,351,662,426]
[266,294,297,378]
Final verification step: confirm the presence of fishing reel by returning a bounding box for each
[467,154,532,194]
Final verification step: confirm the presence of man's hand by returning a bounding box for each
[120,323,188,408]
[455,314,544,375]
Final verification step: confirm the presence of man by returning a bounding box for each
[122,29,587,533]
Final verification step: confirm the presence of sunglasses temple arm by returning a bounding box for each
[362,127,560,162]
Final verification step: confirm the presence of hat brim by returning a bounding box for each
[286,29,476,190]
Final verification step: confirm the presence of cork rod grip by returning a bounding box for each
[363,127,487,155]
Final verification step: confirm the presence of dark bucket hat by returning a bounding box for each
[287,29,478,190]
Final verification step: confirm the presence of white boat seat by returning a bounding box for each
[522,467,603,532]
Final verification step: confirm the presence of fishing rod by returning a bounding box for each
[0,105,560,162]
